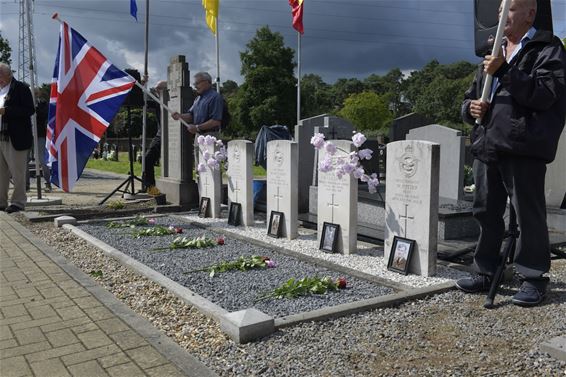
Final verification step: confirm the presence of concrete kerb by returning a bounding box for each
[540,336,566,362]
[8,215,218,377]
[66,215,459,342]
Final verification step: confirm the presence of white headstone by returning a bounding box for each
[266,140,298,239]
[227,140,254,226]
[385,140,440,276]
[546,126,566,208]
[198,141,222,218]
[407,124,465,200]
[317,140,358,254]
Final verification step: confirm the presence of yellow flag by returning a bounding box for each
[202,0,219,34]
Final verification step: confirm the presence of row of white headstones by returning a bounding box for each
[198,138,440,277]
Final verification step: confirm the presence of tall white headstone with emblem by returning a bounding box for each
[227,140,254,226]
[385,140,440,276]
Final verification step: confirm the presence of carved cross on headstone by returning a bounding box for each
[273,186,284,211]
[327,193,340,223]
[328,126,338,140]
[398,204,414,237]
[201,175,210,197]
[232,180,241,203]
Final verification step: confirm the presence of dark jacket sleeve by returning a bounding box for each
[495,39,566,111]
[461,65,482,126]
[5,82,35,118]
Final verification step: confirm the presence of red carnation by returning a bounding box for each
[216,236,225,245]
[337,277,347,289]
[174,227,183,234]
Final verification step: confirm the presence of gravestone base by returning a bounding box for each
[220,308,275,344]
[308,185,479,241]
[157,178,199,210]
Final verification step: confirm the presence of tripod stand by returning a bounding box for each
[99,106,143,205]
[484,203,518,309]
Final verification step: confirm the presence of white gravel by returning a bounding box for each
[176,213,468,288]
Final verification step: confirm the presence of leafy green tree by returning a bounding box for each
[364,68,404,117]
[0,33,11,64]
[330,78,364,109]
[220,80,238,97]
[338,91,392,133]
[237,26,296,136]
[300,73,333,118]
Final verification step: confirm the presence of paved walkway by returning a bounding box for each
[0,213,217,377]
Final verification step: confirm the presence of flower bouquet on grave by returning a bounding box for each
[106,215,154,228]
[256,276,347,301]
[186,255,276,278]
[151,235,224,252]
[132,225,183,238]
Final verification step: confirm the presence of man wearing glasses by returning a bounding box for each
[171,72,223,135]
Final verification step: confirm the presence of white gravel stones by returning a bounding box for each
[177,213,468,288]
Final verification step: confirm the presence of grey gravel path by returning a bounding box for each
[20,217,566,377]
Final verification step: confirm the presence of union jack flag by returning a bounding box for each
[46,22,135,192]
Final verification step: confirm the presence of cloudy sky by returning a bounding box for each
[1,0,565,87]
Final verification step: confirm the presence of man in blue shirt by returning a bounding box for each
[172,72,223,134]
[457,0,566,306]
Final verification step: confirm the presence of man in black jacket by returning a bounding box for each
[0,63,35,213]
[457,0,566,306]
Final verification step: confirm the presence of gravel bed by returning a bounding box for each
[174,213,468,288]
[23,217,566,377]
[78,217,393,318]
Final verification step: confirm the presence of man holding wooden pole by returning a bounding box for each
[456,0,566,307]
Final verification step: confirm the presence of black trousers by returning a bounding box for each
[142,135,161,187]
[472,156,549,279]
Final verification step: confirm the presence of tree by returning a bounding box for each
[220,80,238,97]
[330,78,364,110]
[0,33,12,65]
[364,68,404,117]
[236,26,296,136]
[300,74,332,118]
[338,91,392,133]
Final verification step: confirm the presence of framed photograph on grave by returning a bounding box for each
[198,197,210,218]
[320,222,340,253]
[228,202,242,226]
[267,211,284,238]
[387,236,415,275]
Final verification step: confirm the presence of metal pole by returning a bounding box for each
[297,31,301,127]
[25,0,41,199]
[215,17,220,91]
[141,0,149,189]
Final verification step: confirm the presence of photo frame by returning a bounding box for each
[319,222,340,253]
[198,197,210,218]
[267,211,284,238]
[387,236,416,275]
[227,202,242,226]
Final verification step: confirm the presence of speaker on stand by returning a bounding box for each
[99,69,144,204]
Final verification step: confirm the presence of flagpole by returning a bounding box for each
[476,0,510,125]
[141,0,149,190]
[297,31,301,127]
[215,17,220,92]
[26,0,41,199]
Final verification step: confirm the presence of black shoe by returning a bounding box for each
[0,206,5,211]
[5,205,23,214]
[512,279,548,307]
[455,274,492,293]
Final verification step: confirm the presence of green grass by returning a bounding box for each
[86,152,267,177]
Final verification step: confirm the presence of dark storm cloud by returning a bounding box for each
[1,0,564,87]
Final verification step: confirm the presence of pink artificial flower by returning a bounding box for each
[265,259,276,268]
[318,157,333,173]
[214,151,226,162]
[174,227,183,234]
[216,139,223,146]
[204,135,215,145]
[349,152,360,164]
[358,148,373,160]
[335,169,345,179]
[207,158,220,170]
[353,167,365,179]
[203,151,211,161]
[325,142,337,155]
[342,163,356,174]
[352,133,367,148]
[360,174,369,182]
[197,135,205,145]
[310,133,326,149]
[148,218,156,225]
[197,163,207,173]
